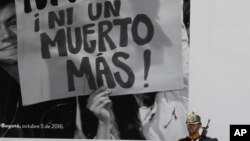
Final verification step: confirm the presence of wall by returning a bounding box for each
[190,0,250,140]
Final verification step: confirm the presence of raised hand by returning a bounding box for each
[87,86,112,123]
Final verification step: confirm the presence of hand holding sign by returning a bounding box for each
[87,86,118,139]
[87,86,113,123]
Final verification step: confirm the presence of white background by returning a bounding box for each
[189,0,250,141]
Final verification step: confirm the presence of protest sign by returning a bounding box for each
[16,0,183,105]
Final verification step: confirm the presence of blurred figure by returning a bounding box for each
[135,90,188,140]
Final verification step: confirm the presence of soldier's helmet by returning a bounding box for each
[186,112,201,124]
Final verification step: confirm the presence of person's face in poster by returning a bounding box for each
[0,2,19,82]
[0,2,17,65]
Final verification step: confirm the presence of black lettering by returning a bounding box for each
[67,27,82,54]
[24,0,76,13]
[132,14,154,45]
[66,7,74,25]
[48,8,73,29]
[34,13,40,32]
[24,0,32,13]
[48,10,65,29]
[50,0,58,6]
[69,0,77,2]
[113,18,132,47]
[104,0,121,18]
[41,28,67,58]
[24,0,47,13]
[98,21,116,52]
[112,52,134,88]
[96,57,116,88]
[82,24,96,53]
[35,0,48,10]
[88,3,102,21]
[67,58,96,91]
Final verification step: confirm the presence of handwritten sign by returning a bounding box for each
[16,0,183,105]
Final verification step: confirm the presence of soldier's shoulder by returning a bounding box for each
[178,137,188,141]
[202,137,218,141]
[205,135,212,139]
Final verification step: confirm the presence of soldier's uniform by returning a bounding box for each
[178,112,212,141]
[179,133,211,141]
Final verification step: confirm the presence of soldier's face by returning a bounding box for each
[187,123,201,135]
[0,3,17,64]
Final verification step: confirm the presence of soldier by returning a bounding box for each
[179,112,212,141]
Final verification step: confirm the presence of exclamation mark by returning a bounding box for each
[144,49,151,88]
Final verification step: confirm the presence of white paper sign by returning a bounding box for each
[16,0,183,105]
